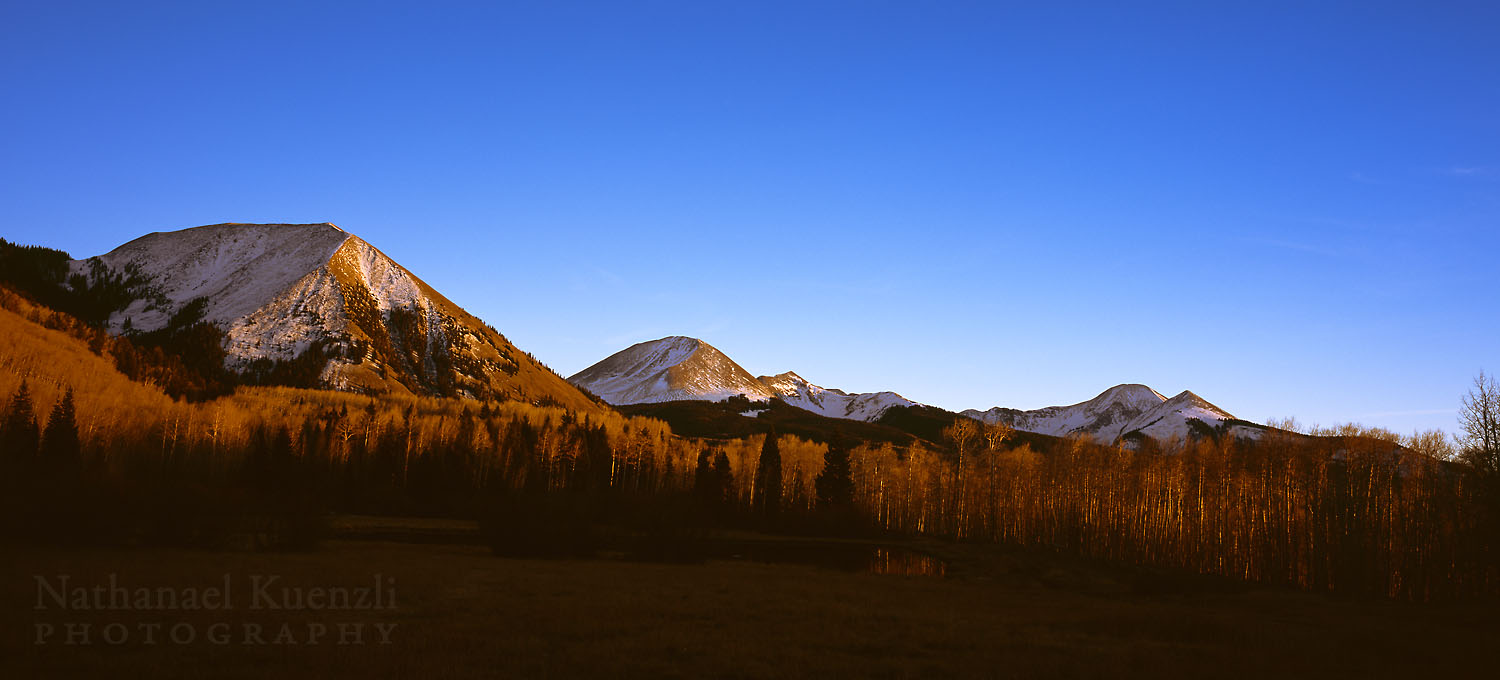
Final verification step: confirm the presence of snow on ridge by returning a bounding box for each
[340,236,427,312]
[224,235,447,366]
[1116,390,1246,443]
[78,223,351,334]
[963,384,1251,445]
[756,370,917,421]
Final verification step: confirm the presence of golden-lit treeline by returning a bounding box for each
[1,295,818,514]
[849,426,1495,601]
[711,435,826,512]
[1,292,700,505]
[5,293,1495,598]
[2,296,845,514]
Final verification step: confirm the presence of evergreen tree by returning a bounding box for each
[754,430,782,517]
[815,443,854,509]
[712,451,733,504]
[39,388,81,480]
[694,448,713,499]
[1,381,40,467]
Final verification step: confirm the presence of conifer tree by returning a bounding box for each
[694,448,713,497]
[712,451,733,505]
[815,443,854,509]
[39,388,80,479]
[1,381,39,467]
[754,430,782,517]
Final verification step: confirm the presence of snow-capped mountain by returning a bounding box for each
[962,384,1167,441]
[75,222,598,410]
[756,371,916,421]
[962,384,1260,443]
[566,336,775,404]
[1115,390,1261,443]
[568,336,918,421]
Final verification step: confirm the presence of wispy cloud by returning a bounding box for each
[1243,237,1346,258]
[567,266,625,292]
[1436,166,1489,177]
[1356,408,1455,419]
[1412,165,1497,180]
[1349,171,1391,185]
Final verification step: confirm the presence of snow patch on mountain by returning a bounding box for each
[76,223,351,335]
[225,262,347,365]
[962,384,1168,441]
[568,336,775,405]
[757,371,916,421]
[1118,390,1260,443]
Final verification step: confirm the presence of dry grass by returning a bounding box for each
[3,534,1495,679]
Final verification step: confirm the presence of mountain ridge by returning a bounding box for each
[573,336,1259,443]
[74,222,599,411]
[963,384,1261,443]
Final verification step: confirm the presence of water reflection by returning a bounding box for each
[868,547,947,577]
[709,542,946,577]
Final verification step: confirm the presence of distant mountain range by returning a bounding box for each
[962,385,1265,443]
[571,337,1265,444]
[73,222,597,410]
[52,222,1265,444]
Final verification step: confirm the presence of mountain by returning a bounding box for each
[568,336,918,421]
[566,336,773,404]
[961,384,1167,441]
[74,222,599,410]
[962,384,1261,443]
[1114,390,1261,443]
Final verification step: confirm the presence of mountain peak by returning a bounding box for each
[568,336,768,404]
[570,340,919,421]
[765,370,807,384]
[1096,383,1168,406]
[1162,390,1232,417]
[963,383,1173,441]
[75,222,599,409]
[1117,390,1239,442]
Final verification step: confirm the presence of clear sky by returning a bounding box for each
[2,1,1496,436]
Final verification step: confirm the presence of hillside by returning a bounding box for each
[616,397,927,449]
[0,287,178,439]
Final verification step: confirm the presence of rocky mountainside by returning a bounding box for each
[74,222,599,410]
[568,336,918,421]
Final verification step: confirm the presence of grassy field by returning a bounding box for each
[4,528,1496,679]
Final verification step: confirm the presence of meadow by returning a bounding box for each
[5,525,1495,679]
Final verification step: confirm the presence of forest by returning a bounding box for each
[1,244,1497,603]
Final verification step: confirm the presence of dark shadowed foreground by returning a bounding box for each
[4,532,1495,679]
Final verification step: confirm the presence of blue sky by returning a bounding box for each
[2,1,1496,435]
